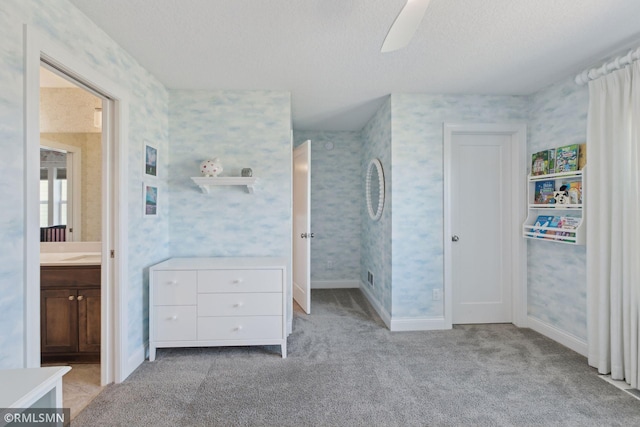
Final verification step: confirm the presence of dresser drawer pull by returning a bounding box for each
[232,278,243,284]
[233,302,244,308]
[234,326,243,332]
[167,280,178,285]
[168,315,178,321]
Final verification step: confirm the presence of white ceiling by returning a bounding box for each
[68,0,640,131]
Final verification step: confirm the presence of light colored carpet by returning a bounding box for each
[72,289,640,426]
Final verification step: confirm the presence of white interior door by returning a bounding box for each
[293,140,311,314]
[450,132,512,324]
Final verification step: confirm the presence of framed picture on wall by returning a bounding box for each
[144,142,158,177]
[143,183,158,217]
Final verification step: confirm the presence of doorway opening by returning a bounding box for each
[38,64,105,417]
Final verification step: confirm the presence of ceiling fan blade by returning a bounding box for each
[381,0,432,53]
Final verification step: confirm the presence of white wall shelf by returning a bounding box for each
[523,167,586,245]
[191,177,257,194]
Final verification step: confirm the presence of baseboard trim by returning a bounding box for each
[311,280,359,289]
[358,282,448,331]
[527,316,588,357]
[359,281,391,329]
[124,344,146,380]
[390,316,448,331]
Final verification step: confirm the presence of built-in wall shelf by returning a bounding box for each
[191,177,257,194]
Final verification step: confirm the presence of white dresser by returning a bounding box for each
[149,257,287,360]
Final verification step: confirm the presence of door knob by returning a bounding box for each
[452,235,460,242]
[301,233,307,238]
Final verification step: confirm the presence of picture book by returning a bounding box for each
[534,180,555,204]
[556,144,579,172]
[561,216,581,229]
[545,216,564,239]
[547,148,556,174]
[578,143,586,170]
[533,215,555,237]
[531,150,550,175]
[562,180,582,204]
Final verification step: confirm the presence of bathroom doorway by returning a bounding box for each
[39,65,104,417]
[24,25,132,391]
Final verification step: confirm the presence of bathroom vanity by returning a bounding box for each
[149,257,287,360]
[40,252,101,364]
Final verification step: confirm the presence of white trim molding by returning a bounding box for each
[359,282,448,331]
[527,316,588,357]
[311,280,359,289]
[443,123,528,329]
[390,317,447,332]
[359,281,391,329]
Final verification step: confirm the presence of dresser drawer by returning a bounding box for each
[198,269,282,293]
[198,293,282,317]
[154,306,196,341]
[198,316,282,341]
[154,271,197,305]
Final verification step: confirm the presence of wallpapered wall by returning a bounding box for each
[389,94,529,319]
[360,97,393,316]
[0,0,170,368]
[293,131,362,283]
[527,76,589,340]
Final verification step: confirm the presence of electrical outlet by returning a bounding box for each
[432,289,442,301]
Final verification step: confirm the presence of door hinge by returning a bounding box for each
[110,250,115,259]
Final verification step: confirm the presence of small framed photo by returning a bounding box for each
[144,142,158,177]
[143,183,158,217]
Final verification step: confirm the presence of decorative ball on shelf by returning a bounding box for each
[200,158,223,177]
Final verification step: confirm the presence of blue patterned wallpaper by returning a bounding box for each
[361,97,393,315]
[293,131,362,282]
[0,0,170,368]
[527,76,589,340]
[167,90,292,325]
[389,94,529,318]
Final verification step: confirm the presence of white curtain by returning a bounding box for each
[586,61,640,388]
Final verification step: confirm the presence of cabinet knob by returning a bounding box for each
[77,295,84,301]
[68,295,75,301]
[168,280,178,285]
[234,325,243,331]
[233,302,244,308]
[452,235,460,242]
[168,315,178,321]
[232,278,243,284]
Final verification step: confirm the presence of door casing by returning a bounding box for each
[24,25,130,384]
[443,123,527,329]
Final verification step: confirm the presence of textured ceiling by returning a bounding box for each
[68,0,640,131]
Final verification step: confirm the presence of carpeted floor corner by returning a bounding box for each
[72,289,640,426]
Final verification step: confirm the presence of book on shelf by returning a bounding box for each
[561,216,581,229]
[533,215,554,237]
[531,149,555,175]
[561,180,582,204]
[578,143,586,170]
[534,180,555,204]
[556,144,579,172]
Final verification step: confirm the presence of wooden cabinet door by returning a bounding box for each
[41,289,78,353]
[78,288,101,353]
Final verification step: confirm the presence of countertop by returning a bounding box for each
[40,252,102,266]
